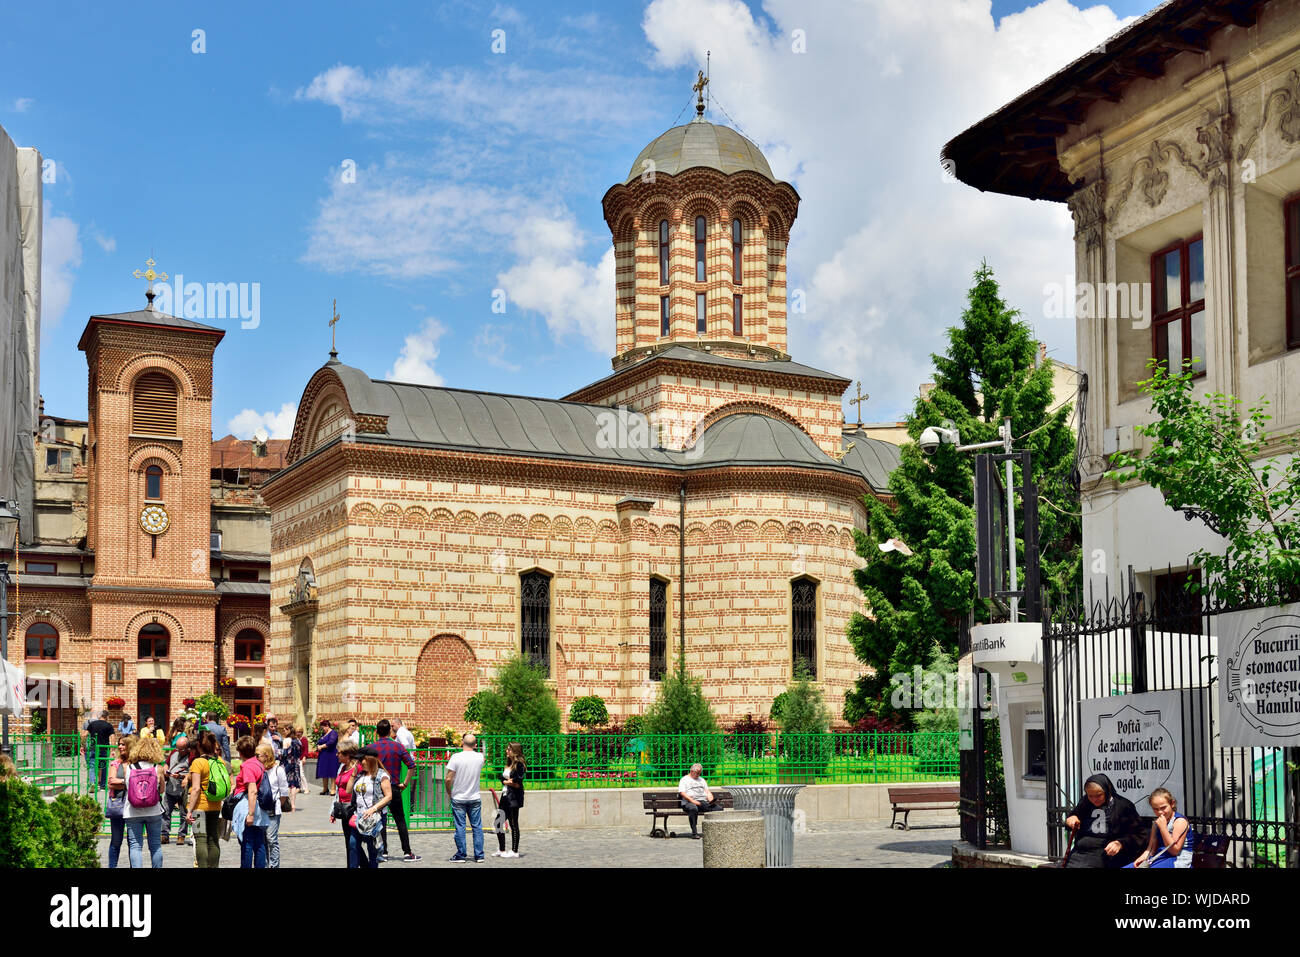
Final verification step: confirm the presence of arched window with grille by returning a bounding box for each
[520,570,551,673]
[234,628,265,663]
[659,219,670,285]
[25,622,58,660]
[145,464,163,500]
[732,218,742,283]
[791,577,817,678]
[649,577,668,680]
[695,215,707,281]
[132,371,178,436]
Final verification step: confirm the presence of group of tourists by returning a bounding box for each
[99,710,313,869]
[1063,773,1196,869]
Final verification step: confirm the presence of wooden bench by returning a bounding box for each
[888,785,960,830]
[643,790,733,838]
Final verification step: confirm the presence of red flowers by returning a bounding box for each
[182,698,197,708]
[106,696,126,709]
[218,677,236,688]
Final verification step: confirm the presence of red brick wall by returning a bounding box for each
[414,634,477,732]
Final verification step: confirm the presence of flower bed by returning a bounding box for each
[563,770,638,781]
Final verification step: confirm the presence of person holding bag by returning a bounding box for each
[349,746,394,868]
[161,737,193,847]
[185,730,227,869]
[123,735,167,868]
[258,743,290,868]
[330,740,361,867]
[490,742,526,858]
[105,738,130,868]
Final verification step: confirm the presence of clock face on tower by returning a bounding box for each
[140,504,170,535]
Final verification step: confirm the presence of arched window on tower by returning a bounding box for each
[733,295,743,336]
[520,570,551,674]
[234,628,265,663]
[732,218,743,284]
[791,577,818,679]
[659,220,670,285]
[25,622,59,660]
[697,293,707,335]
[660,295,670,337]
[649,578,668,680]
[138,623,170,660]
[695,216,707,281]
[132,371,178,436]
[145,465,163,500]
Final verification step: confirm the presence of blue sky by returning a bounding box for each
[1,0,1159,434]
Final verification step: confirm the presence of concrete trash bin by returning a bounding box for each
[701,810,765,868]
[724,784,805,868]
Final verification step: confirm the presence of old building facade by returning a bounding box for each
[945,0,1298,600]
[6,294,282,732]
[264,113,901,732]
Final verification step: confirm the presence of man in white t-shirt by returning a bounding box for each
[444,732,486,862]
[678,763,721,838]
[393,719,416,751]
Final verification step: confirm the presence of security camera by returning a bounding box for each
[918,426,959,454]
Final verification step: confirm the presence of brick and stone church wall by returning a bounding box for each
[267,449,870,731]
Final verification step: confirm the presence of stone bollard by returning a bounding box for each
[701,810,765,868]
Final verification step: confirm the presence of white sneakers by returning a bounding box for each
[491,850,519,858]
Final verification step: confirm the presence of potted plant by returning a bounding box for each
[105,696,126,710]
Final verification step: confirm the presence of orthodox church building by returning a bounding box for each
[264,100,900,731]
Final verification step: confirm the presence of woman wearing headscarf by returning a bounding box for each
[1063,772,1146,868]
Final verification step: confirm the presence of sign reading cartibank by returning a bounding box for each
[1219,603,1300,748]
[969,622,1042,667]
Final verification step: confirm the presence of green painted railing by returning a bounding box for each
[408,732,957,792]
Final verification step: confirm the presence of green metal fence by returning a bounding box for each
[419,732,959,790]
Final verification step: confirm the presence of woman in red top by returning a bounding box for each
[331,740,361,867]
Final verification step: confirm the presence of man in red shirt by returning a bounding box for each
[372,719,419,862]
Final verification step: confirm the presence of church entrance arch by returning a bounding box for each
[415,635,477,732]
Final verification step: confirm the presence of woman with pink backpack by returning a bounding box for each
[123,735,167,868]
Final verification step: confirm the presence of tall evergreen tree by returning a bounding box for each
[844,263,1080,724]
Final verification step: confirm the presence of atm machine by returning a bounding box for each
[970,621,1048,857]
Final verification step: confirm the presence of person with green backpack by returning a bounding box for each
[186,730,230,868]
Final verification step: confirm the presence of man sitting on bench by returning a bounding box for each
[678,763,721,839]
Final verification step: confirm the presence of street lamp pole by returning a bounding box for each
[953,417,1020,621]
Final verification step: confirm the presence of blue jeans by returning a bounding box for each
[266,815,281,868]
[342,819,359,868]
[241,824,268,868]
[451,799,484,860]
[107,816,125,868]
[357,833,381,868]
[125,815,163,868]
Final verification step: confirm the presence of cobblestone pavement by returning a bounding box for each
[99,788,958,868]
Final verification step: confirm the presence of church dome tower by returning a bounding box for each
[601,82,800,368]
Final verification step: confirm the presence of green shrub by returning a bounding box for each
[463,690,494,726]
[622,715,645,736]
[770,690,790,724]
[0,777,62,868]
[776,671,833,777]
[568,695,609,729]
[476,656,562,770]
[49,794,102,868]
[194,691,229,722]
[643,668,720,778]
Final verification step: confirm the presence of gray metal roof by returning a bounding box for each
[839,436,902,493]
[91,308,224,333]
[626,119,776,184]
[319,362,895,491]
[14,574,90,589]
[216,581,271,596]
[578,346,850,397]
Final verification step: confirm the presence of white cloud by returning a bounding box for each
[92,231,116,253]
[386,316,449,385]
[228,402,298,440]
[12,98,33,113]
[303,169,543,278]
[639,0,1132,418]
[496,214,614,354]
[472,323,521,372]
[295,62,643,135]
[40,207,82,330]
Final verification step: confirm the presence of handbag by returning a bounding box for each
[220,792,240,821]
[106,763,126,818]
